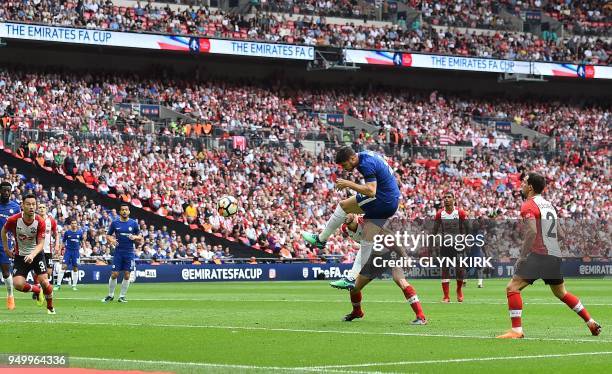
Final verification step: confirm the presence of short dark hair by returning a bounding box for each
[335,146,356,164]
[527,172,546,194]
[120,202,130,209]
[0,181,11,189]
[23,193,37,202]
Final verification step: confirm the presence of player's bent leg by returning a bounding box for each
[343,275,371,321]
[37,274,55,313]
[393,269,427,325]
[331,240,373,290]
[497,276,530,339]
[13,274,43,307]
[330,244,360,290]
[550,283,601,336]
[302,196,364,249]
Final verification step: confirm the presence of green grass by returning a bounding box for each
[1,279,611,373]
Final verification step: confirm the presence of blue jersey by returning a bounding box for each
[0,200,20,250]
[107,218,140,253]
[63,229,84,252]
[357,151,400,203]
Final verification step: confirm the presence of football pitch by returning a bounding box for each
[1,279,611,373]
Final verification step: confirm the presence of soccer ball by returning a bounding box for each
[217,195,238,217]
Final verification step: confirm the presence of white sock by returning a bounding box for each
[349,241,373,280]
[318,204,347,242]
[72,270,78,287]
[108,277,117,297]
[56,269,65,286]
[348,249,363,281]
[478,278,483,286]
[511,326,523,334]
[5,274,13,297]
[119,279,130,298]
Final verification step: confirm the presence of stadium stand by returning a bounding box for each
[0,1,609,64]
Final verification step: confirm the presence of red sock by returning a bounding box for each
[507,291,523,328]
[402,285,425,319]
[441,281,450,299]
[43,283,54,309]
[561,292,591,322]
[456,279,464,298]
[350,291,362,313]
[20,283,41,294]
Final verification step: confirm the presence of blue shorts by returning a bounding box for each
[0,247,11,266]
[356,194,399,222]
[113,252,135,272]
[63,250,80,268]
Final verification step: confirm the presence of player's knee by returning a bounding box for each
[551,287,566,299]
[506,284,520,293]
[339,200,349,212]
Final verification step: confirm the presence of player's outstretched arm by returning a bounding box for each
[336,179,377,197]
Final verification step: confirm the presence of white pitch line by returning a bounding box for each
[48,296,612,306]
[70,356,402,374]
[1,319,609,344]
[300,351,612,370]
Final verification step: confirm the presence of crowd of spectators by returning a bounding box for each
[541,0,611,37]
[417,0,509,30]
[2,68,609,153]
[260,0,378,20]
[0,165,239,264]
[0,0,609,64]
[9,126,610,262]
[411,0,611,37]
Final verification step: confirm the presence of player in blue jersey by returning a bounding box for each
[302,147,401,290]
[102,203,142,303]
[55,218,86,291]
[0,181,20,310]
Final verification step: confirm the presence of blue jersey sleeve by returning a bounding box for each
[62,231,68,244]
[359,159,377,182]
[107,221,116,236]
[132,221,140,235]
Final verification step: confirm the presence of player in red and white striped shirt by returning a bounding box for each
[433,192,468,303]
[497,173,601,338]
[1,194,55,314]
